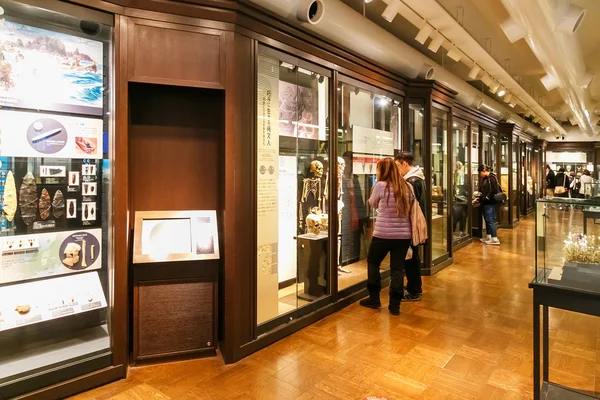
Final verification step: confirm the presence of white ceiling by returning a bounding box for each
[341,0,600,140]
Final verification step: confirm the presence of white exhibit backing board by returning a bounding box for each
[278,155,297,284]
[257,54,280,324]
[0,110,103,160]
[0,271,107,332]
[0,228,102,285]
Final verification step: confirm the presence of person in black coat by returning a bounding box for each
[545,165,556,197]
[473,164,501,245]
[555,168,569,198]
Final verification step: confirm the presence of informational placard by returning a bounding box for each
[257,54,280,324]
[352,154,385,175]
[132,211,219,264]
[0,228,102,284]
[0,271,107,332]
[0,110,103,159]
[352,125,394,157]
[0,20,103,116]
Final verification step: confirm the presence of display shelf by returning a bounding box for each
[0,271,107,332]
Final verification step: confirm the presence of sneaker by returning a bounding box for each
[359,296,381,309]
[486,238,500,246]
[480,237,492,243]
[402,291,421,302]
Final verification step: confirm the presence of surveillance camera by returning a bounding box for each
[555,134,560,140]
[561,135,566,140]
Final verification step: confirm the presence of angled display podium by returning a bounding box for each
[531,197,600,399]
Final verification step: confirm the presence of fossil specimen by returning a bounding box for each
[19,172,38,225]
[52,190,65,218]
[39,188,51,220]
[3,171,16,222]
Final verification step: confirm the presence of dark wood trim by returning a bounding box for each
[331,70,340,302]
[423,257,453,276]
[112,12,129,370]
[278,278,297,290]
[15,364,126,400]
[546,142,598,152]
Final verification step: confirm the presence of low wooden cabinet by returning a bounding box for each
[132,261,218,363]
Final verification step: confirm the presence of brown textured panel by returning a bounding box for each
[128,19,223,87]
[138,279,214,357]
[129,82,223,213]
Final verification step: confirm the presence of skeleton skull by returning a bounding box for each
[306,213,321,235]
[310,160,324,178]
[337,157,346,176]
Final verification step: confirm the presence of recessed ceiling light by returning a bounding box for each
[497,89,506,97]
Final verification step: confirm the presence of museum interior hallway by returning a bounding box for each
[70,215,600,400]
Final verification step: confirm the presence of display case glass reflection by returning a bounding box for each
[452,119,469,244]
[535,198,600,294]
[431,106,448,260]
[0,0,113,392]
[337,81,402,293]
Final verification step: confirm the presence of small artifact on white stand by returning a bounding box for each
[63,242,82,267]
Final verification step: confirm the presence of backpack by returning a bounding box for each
[407,184,427,246]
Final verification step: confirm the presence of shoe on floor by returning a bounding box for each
[359,296,381,309]
[480,237,492,243]
[388,305,400,316]
[485,238,500,245]
[402,291,421,302]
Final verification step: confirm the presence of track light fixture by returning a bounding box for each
[468,65,481,80]
[447,47,462,62]
[503,93,513,103]
[541,73,559,91]
[428,32,445,53]
[578,71,595,88]
[497,88,506,97]
[481,75,493,87]
[489,82,500,94]
[382,0,402,23]
[415,23,433,45]
[500,18,524,43]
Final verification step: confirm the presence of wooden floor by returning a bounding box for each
[71,216,600,400]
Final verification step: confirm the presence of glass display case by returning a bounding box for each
[452,119,470,246]
[337,78,402,292]
[534,197,600,292]
[256,47,331,328]
[431,106,449,261]
[0,1,115,397]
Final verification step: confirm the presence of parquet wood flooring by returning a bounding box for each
[71,215,600,400]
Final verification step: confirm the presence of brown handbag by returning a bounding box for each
[555,175,567,195]
[407,184,428,246]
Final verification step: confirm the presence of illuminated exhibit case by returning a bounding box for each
[0,1,122,399]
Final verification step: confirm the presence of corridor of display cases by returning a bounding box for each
[70,206,600,399]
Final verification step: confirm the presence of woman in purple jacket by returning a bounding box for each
[360,158,413,316]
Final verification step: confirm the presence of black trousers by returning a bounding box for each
[405,244,422,295]
[366,237,411,296]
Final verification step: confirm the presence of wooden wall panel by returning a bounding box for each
[127,18,225,88]
[129,83,224,214]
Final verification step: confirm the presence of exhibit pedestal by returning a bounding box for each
[297,233,328,300]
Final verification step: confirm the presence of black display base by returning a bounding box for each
[542,382,598,399]
[549,264,600,292]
